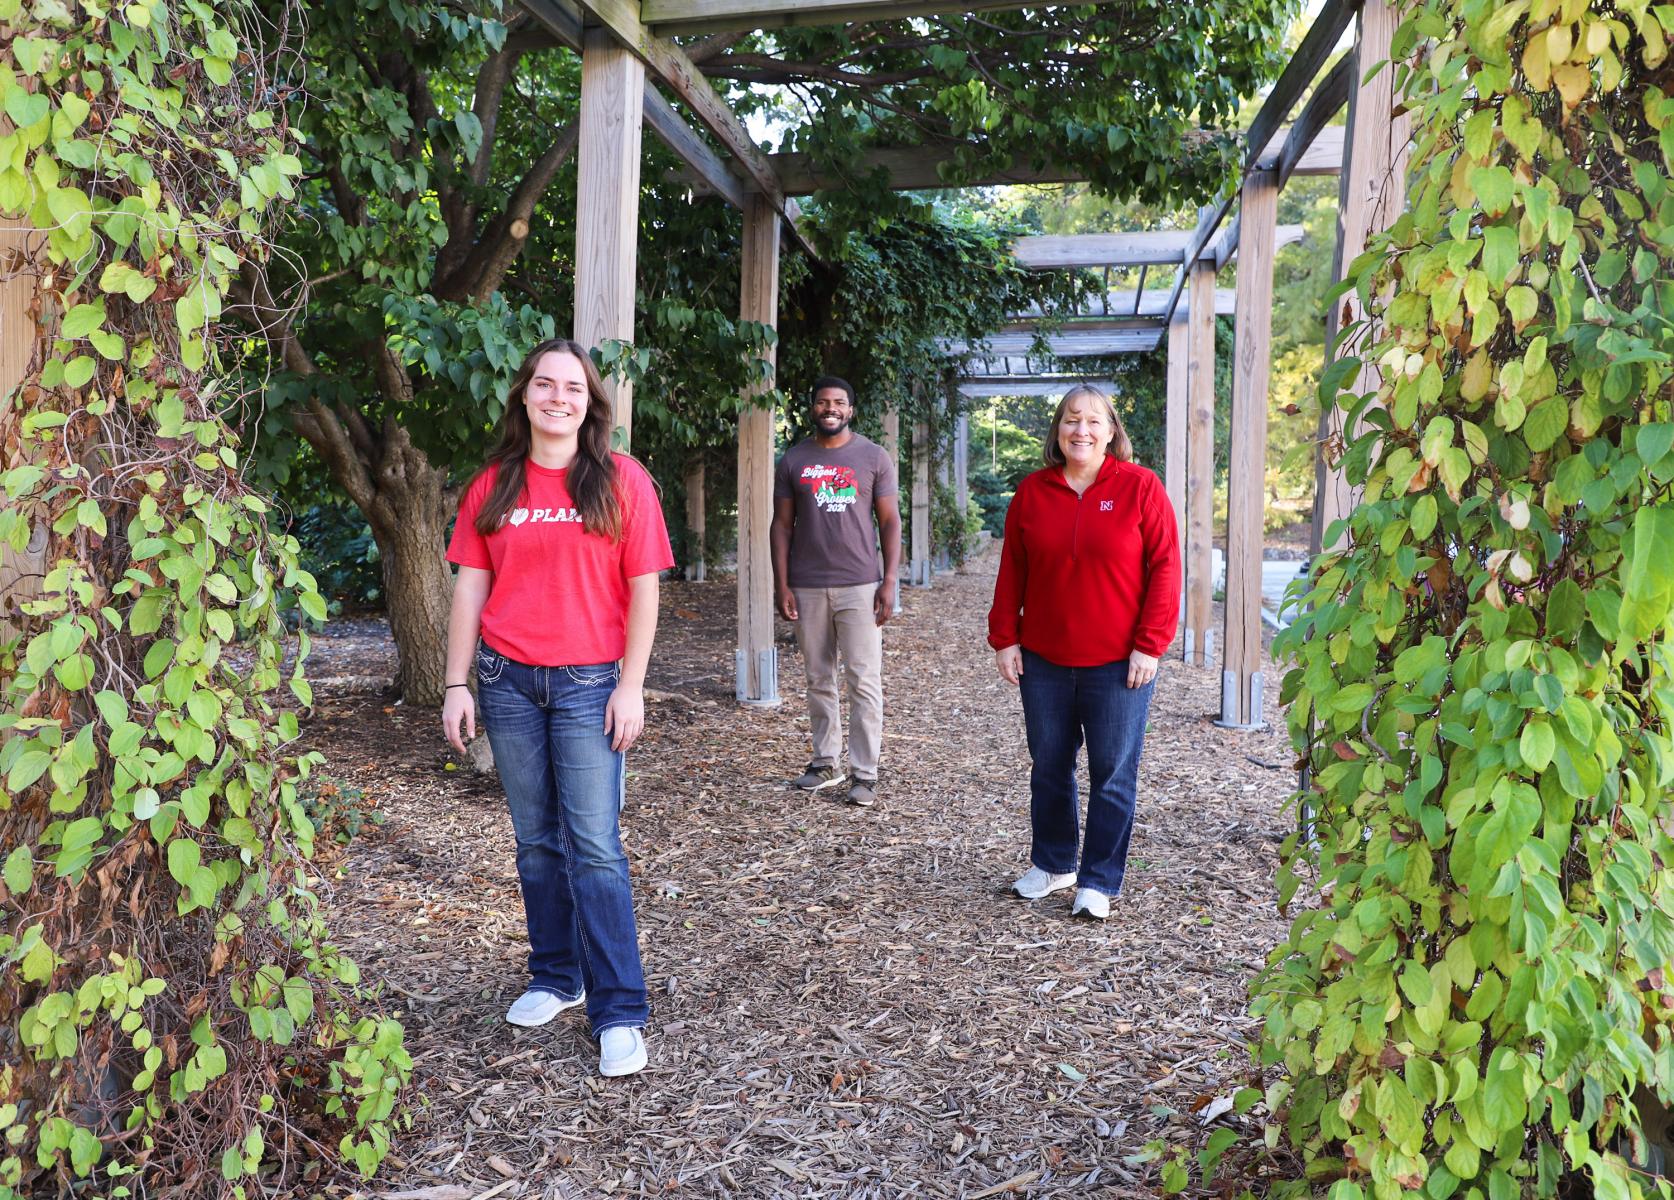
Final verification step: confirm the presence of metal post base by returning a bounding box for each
[1183,628,1214,665]
[735,647,781,707]
[1214,670,1264,729]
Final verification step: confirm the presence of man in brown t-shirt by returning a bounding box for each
[771,376,903,807]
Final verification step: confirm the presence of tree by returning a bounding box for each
[1256,2,1674,1198]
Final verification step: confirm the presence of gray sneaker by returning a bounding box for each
[792,763,845,791]
[846,777,878,807]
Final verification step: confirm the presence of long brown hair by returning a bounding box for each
[1042,383,1134,467]
[474,338,622,541]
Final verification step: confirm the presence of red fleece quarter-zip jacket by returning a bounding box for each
[986,457,1182,666]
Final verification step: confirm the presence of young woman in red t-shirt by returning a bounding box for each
[441,338,673,1077]
[987,384,1181,921]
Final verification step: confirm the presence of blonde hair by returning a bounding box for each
[1043,384,1133,467]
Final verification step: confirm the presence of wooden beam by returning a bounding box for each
[640,0,1123,36]
[1221,171,1277,727]
[642,81,747,209]
[945,330,1163,358]
[909,415,932,587]
[1158,0,1356,326]
[956,379,1112,398]
[736,194,780,704]
[569,0,783,204]
[1184,259,1216,669]
[684,459,706,581]
[573,28,645,446]
[1165,307,1188,565]
[676,124,1343,198]
[0,216,45,644]
[881,406,903,612]
[1262,69,1353,184]
[954,412,969,519]
[1314,0,1408,554]
[1012,231,1193,270]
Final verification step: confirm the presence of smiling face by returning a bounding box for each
[523,350,590,444]
[812,386,854,437]
[1056,392,1115,468]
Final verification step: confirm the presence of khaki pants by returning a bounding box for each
[792,583,884,780]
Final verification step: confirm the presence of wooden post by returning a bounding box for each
[1220,172,1277,728]
[1184,258,1217,668]
[1,217,45,642]
[735,194,779,705]
[573,28,644,448]
[934,389,951,573]
[1165,304,1189,646]
[909,413,931,588]
[954,412,969,518]
[683,458,706,582]
[1313,0,1408,553]
[881,406,903,612]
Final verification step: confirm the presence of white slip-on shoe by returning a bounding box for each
[1070,887,1111,920]
[599,1026,648,1077]
[506,988,585,1028]
[1012,866,1078,900]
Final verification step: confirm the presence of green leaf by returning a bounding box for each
[61,302,106,339]
[1636,423,1674,466]
[1522,397,1568,452]
[1482,225,1520,288]
[1520,721,1555,771]
[167,838,201,889]
[1546,579,1583,639]
[3,845,33,896]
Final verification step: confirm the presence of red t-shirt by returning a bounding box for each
[446,454,673,667]
[986,457,1181,666]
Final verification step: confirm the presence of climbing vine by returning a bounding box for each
[1257,2,1674,1199]
[0,0,410,1193]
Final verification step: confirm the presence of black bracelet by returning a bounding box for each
[446,683,470,690]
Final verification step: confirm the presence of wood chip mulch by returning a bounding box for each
[298,551,1298,1200]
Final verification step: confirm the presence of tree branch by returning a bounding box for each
[432,120,579,304]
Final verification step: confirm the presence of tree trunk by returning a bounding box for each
[370,499,454,706]
[360,424,456,707]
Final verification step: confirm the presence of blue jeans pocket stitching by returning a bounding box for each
[476,646,507,686]
[564,665,618,687]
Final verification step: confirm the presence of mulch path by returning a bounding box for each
[299,550,1298,1200]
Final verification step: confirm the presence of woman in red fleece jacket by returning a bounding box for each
[987,384,1181,920]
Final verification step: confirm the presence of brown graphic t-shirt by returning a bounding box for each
[773,434,899,588]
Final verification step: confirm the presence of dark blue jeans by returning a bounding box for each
[1018,649,1155,896]
[476,645,649,1034]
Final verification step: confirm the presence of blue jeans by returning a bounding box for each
[476,645,648,1034]
[1018,649,1154,896]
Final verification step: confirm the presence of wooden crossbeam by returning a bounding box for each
[675,125,1341,197]
[1016,225,1304,272]
[1156,0,1355,325]
[640,0,1122,35]
[642,81,746,209]
[957,379,1114,397]
[948,330,1164,358]
[1012,232,1193,270]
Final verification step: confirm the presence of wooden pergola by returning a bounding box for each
[0,0,1406,725]
[439,0,1403,719]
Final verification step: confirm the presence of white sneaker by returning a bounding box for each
[506,988,584,1027]
[599,1026,648,1077]
[1012,867,1077,900]
[1071,887,1111,920]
